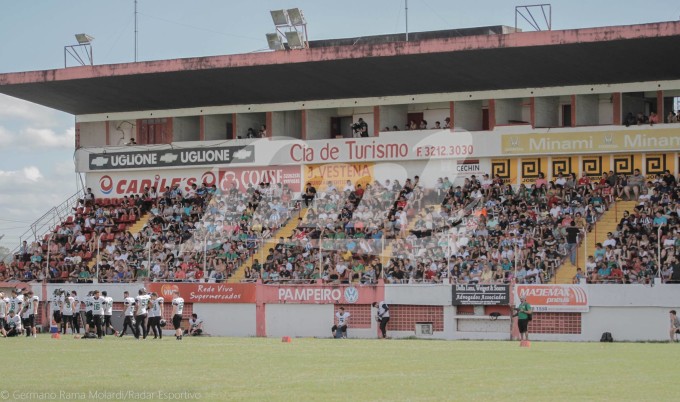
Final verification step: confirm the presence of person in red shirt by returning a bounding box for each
[355,184,365,199]
[610,265,624,283]
[577,173,591,190]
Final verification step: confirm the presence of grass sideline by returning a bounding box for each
[1,335,678,401]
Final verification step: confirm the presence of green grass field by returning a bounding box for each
[1,335,678,401]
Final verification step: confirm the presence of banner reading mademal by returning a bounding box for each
[452,284,510,305]
[514,284,589,312]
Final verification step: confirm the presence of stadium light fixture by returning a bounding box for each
[270,10,290,26]
[75,33,95,45]
[287,8,305,26]
[266,33,285,51]
[285,31,305,49]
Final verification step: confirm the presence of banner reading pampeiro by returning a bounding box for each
[452,284,510,305]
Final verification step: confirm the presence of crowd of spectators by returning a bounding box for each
[3,167,679,286]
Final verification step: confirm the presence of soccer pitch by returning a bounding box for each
[2,336,678,401]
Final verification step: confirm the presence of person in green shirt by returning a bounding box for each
[517,296,532,341]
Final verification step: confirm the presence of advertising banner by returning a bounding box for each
[218,165,302,192]
[88,145,255,170]
[502,128,680,155]
[147,283,256,303]
[452,284,510,305]
[514,284,589,312]
[87,169,219,197]
[304,163,374,190]
[260,284,379,305]
[491,158,518,184]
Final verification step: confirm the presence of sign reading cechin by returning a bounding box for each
[88,145,255,170]
[502,128,680,155]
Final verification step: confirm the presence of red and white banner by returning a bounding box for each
[261,284,380,305]
[218,165,301,192]
[87,166,301,197]
[514,284,589,312]
[147,283,256,304]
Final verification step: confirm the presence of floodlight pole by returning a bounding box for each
[134,0,138,62]
[405,0,409,42]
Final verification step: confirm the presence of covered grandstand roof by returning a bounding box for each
[1,21,680,115]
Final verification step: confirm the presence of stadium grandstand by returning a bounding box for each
[1,19,679,290]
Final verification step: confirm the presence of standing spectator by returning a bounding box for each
[624,169,645,201]
[564,221,582,266]
[303,183,317,207]
[373,301,390,339]
[331,306,350,338]
[516,295,532,342]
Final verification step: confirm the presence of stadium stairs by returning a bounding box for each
[88,212,151,269]
[555,200,636,283]
[229,208,307,283]
[380,207,428,266]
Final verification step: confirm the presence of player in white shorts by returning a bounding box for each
[118,291,137,338]
[171,290,184,341]
[5,310,23,337]
[9,289,23,325]
[50,289,63,327]
[84,291,95,335]
[90,290,105,339]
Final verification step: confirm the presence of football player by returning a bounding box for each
[50,288,63,328]
[0,292,8,337]
[118,291,137,338]
[71,290,81,334]
[9,289,23,324]
[101,291,117,336]
[5,310,22,337]
[147,292,164,340]
[21,290,39,338]
[90,290,105,339]
[134,288,151,340]
[171,290,184,341]
[84,291,94,335]
[61,291,75,335]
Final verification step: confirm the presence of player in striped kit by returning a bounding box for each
[147,292,164,340]
[171,290,184,341]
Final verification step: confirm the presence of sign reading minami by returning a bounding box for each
[88,146,255,170]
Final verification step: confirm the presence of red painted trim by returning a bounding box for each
[3,22,680,85]
[231,113,237,140]
[571,95,577,127]
[135,119,142,144]
[449,101,454,131]
[104,121,110,145]
[657,90,664,119]
[373,106,380,135]
[612,93,621,125]
[488,99,496,130]
[198,116,205,141]
[529,97,535,128]
[301,110,307,140]
[75,122,81,148]
[265,112,272,140]
[165,118,174,143]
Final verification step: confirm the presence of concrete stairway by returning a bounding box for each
[88,212,151,269]
[229,209,307,283]
[555,201,637,283]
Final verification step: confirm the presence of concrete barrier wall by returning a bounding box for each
[8,282,679,341]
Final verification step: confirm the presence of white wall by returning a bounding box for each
[385,284,452,305]
[454,100,483,131]
[494,98,524,125]
[535,97,559,128]
[193,303,256,337]
[265,304,333,338]
[380,104,408,131]
[576,95,599,126]
[79,121,107,147]
[173,116,200,142]
[305,109,335,140]
[204,114,231,141]
[598,94,614,125]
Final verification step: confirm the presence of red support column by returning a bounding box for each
[529,97,535,128]
[612,93,621,125]
[301,110,307,140]
[657,90,664,121]
[165,118,174,143]
[373,106,380,136]
[571,95,577,127]
[136,119,142,144]
[449,101,455,131]
[488,99,496,130]
[199,116,205,141]
[104,121,110,146]
[75,122,81,149]
[265,111,273,140]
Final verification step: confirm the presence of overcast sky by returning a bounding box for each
[1,0,679,252]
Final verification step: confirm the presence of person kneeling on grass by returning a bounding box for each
[187,313,203,336]
[670,310,680,342]
[331,307,350,339]
[5,310,23,337]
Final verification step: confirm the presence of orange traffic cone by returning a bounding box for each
[281,336,292,343]
[520,340,531,348]
[50,319,60,339]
